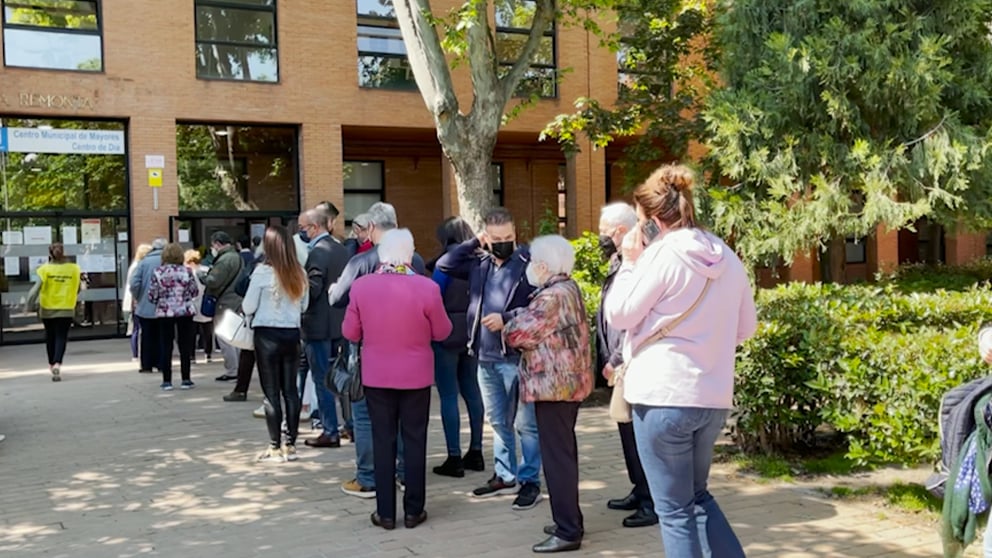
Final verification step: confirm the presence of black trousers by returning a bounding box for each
[233,349,257,394]
[42,317,72,365]
[138,316,160,371]
[158,316,195,383]
[365,386,430,521]
[535,401,583,542]
[618,420,654,511]
[254,327,301,447]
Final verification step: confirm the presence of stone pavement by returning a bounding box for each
[0,339,950,557]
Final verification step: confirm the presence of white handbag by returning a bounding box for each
[216,309,254,350]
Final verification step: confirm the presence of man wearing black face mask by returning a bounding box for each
[596,202,659,529]
[436,207,541,511]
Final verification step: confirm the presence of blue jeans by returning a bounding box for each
[353,396,404,488]
[304,340,338,435]
[478,360,541,485]
[632,406,744,558]
[434,344,484,456]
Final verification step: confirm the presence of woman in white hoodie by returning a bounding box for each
[604,164,757,558]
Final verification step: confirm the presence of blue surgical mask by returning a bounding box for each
[298,229,310,244]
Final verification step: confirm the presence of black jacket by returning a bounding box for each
[596,255,625,373]
[428,246,471,352]
[301,235,349,341]
[328,247,426,308]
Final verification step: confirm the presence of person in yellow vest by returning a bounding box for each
[27,242,82,382]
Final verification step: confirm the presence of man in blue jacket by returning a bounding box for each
[436,207,541,511]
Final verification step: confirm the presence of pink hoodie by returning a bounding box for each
[604,228,757,409]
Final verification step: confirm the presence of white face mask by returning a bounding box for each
[526,263,544,287]
[211,247,219,257]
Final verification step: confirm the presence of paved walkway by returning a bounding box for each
[0,339,950,557]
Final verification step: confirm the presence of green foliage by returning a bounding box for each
[570,231,609,331]
[702,0,992,268]
[736,280,992,466]
[732,453,793,481]
[824,483,941,515]
[880,259,992,294]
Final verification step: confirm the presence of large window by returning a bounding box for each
[494,0,557,98]
[356,0,416,90]
[2,0,102,71]
[195,0,278,82]
[176,124,298,212]
[343,161,385,223]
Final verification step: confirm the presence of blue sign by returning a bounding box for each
[0,128,7,153]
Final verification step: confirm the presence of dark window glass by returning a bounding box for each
[2,0,102,71]
[176,124,299,212]
[492,163,504,207]
[343,161,385,222]
[494,0,557,98]
[194,0,278,82]
[356,2,415,90]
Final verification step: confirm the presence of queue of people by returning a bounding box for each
[25,162,758,556]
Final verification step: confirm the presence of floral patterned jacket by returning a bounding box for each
[148,264,198,318]
[503,274,592,403]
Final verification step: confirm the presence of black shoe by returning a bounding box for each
[404,510,427,529]
[607,492,639,511]
[215,374,237,382]
[370,512,395,530]
[433,455,465,478]
[622,508,659,528]
[463,449,485,472]
[138,368,154,374]
[512,482,543,510]
[305,433,341,448]
[472,475,518,498]
[222,391,247,402]
[543,525,556,536]
[532,535,581,553]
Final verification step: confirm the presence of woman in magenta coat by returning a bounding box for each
[342,228,452,531]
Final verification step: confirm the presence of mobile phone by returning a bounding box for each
[641,220,660,244]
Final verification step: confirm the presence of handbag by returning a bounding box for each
[608,278,713,423]
[215,309,254,350]
[201,256,243,318]
[327,341,364,402]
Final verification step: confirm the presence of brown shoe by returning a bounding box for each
[404,510,428,529]
[304,433,341,448]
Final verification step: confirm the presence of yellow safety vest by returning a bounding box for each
[37,262,81,310]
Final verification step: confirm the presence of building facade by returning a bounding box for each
[0,0,630,344]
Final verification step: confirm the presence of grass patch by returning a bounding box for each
[823,482,941,515]
[733,454,794,481]
[726,449,864,480]
[802,453,861,475]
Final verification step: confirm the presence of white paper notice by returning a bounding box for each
[145,155,165,168]
[117,232,128,242]
[81,219,101,244]
[178,229,190,243]
[3,257,20,276]
[28,256,47,280]
[62,226,78,245]
[78,254,117,274]
[24,226,52,245]
[2,231,23,245]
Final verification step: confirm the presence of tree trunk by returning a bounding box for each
[820,235,847,283]
[448,149,496,231]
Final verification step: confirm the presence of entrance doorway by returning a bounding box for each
[169,213,299,255]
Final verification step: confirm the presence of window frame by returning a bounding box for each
[494,0,558,99]
[492,162,504,207]
[1,0,104,72]
[343,160,386,226]
[356,6,417,91]
[193,0,279,84]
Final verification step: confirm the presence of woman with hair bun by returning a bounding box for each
[28,242,82,382]
[604,164,757,557]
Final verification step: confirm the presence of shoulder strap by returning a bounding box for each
[630,278,712,358]
[217,252,244,296]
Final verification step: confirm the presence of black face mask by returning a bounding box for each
[490,241,515,260]
[598,234,617,258]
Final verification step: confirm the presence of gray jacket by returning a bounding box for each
[130,248,163,319]
[199,246,244,312]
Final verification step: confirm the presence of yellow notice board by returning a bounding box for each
[148,168,163,187]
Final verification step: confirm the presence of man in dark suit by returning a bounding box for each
[298,207,350,448]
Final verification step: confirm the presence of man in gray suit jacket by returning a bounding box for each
[299,208,350,448]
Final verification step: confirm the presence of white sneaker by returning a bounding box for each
[252,404,266,419]
[257,447,285,463]
[0,434,6,444]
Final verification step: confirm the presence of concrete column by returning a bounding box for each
[566,141,605,237]
[945,231,987,265]
[300,122,343,211]
[875,226,900,274]
[129,116,176,245]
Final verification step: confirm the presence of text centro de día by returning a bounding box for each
[11,127,122,152]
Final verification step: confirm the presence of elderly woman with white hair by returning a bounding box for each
[484,234,592,553]
[342,228,452,531]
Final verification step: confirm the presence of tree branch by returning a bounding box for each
[393,0,460,131]
[498,0,555,100]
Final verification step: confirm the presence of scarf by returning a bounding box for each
[377,263,415,276]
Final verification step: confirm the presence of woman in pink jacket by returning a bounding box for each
[342,228,452,531]
[604,164,757,558]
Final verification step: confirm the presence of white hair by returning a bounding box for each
[367,202,398,230]
[530,235,575,276]
[376,228,415,266]
[151,237,167,250]
[600,202,637,230]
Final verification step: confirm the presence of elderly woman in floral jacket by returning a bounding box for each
[486,234,592,554]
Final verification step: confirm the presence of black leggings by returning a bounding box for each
[158,316,195,383]
[42,317,72,365]
[254,327,302,447]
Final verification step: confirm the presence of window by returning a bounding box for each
[557,164,566,233]
[494,0,556,98]
[195,0,278,82]
[2,0,102,71]
[845,237,866,265]
[356,1,416,90]
[343,161,385,223]
[492,163,504,207]
[176,124,299,212]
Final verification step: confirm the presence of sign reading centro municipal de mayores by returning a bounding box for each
[0,127,124,155]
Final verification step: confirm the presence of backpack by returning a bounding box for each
[233,258,254,298]
[925,375,992,499]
